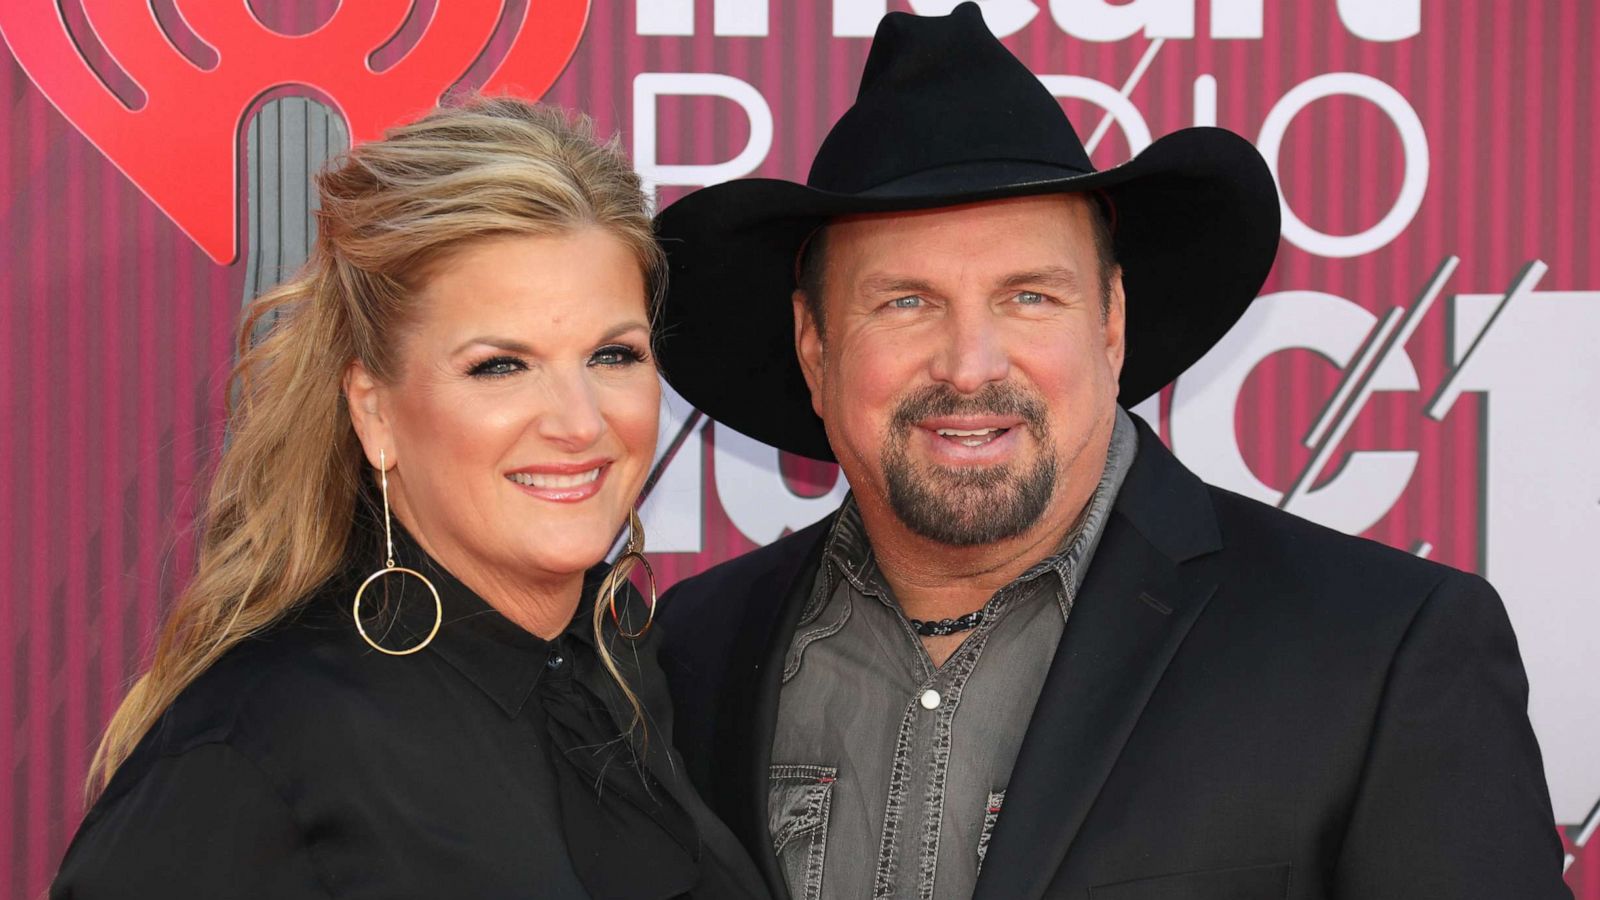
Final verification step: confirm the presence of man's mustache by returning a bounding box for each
[889,382,1050,439]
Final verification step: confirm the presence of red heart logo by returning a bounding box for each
[0,0,590,263]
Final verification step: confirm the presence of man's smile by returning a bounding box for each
[935,426,1008,446]
[913,416,1025,465]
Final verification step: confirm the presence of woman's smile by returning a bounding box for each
[505,460,611,502]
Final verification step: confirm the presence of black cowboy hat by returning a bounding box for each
[654,2,1280,462]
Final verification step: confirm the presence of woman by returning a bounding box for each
[53,97,765,899]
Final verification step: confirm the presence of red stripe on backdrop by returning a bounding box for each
[63,108,89,855]
[693,3,717,186]
[1303,0,1333,506]
[1585,1,1598,292]
[639,20,669,190]
[826,8,851,153]
[132,184,162,900]
[616,0,638,139]
[1551,2,1572,284]
[1489,2,1512,286]
[1157,29,1180,144]
[1267,0,1299,484]
[24,82,54,895]
[82,126,106,792]
[769,2,789,178]
[100,170,128,750]
[797,0,819,175]
[1310,0,1335,507]
[1524,10,1544,278]
[1021,3,1042,125]
[0,55,18,900]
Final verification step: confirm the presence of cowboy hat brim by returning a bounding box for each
[654,126,1281,462]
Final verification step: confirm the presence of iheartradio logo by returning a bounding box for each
[0,0,591,263]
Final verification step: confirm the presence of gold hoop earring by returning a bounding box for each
[353,449,442,656]
[608,508,657,640]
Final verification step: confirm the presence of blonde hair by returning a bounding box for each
[88,96,664,796]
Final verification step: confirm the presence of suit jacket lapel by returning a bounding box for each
[712,523,830,900]
[975,422,1223,900]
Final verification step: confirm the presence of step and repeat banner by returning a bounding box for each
[2,0,1595,895]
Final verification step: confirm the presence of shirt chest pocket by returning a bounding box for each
[768,764,837,900]
[1087,861,1292,900]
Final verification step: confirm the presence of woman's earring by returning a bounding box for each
[352,448,442,655]
[608,508,657,640]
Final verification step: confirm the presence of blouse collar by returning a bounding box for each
[371,520,612,718]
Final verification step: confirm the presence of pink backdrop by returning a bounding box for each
[2,1,1596,896]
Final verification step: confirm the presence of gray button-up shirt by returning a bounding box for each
[768,408,1137,900]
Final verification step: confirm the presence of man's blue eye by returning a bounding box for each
[1016,291,1046,305]
[591,344,648,367]
[890,296,923,309]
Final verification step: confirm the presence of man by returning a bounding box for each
[651,5,1569,898]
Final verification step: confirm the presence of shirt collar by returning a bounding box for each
[371,521,611,718]
[818,406,1140,620]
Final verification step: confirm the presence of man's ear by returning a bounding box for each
[343,361,395,469]
[793,291,826,418]
[1102,266,1127,381]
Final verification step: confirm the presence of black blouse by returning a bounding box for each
[52,527,768,899]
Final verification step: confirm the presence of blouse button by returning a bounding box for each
[919,689,942,710]
[546,653,565,670]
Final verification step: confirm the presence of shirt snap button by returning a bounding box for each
[919,689,942,710]
[546,654,565,670]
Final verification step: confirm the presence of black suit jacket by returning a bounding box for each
[657,417,1570,899]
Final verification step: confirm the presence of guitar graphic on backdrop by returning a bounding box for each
[0,0,591,264]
